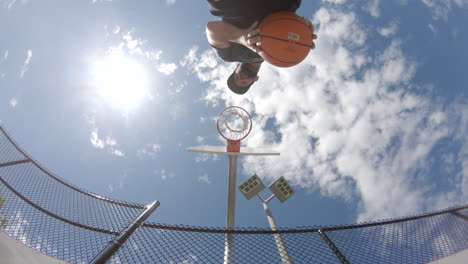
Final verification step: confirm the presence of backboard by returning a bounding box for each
[187,145,280,156]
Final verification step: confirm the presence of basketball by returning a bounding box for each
[259,11,314,67]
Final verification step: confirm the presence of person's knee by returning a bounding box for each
[206,21,219,35]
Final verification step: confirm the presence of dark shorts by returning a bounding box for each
[208,0,302,28]
[213,43,263,63]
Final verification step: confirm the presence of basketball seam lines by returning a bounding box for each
[258,34,314,48]
[261,17,312,47]
[264,17,309,27]
[260,47,298,64]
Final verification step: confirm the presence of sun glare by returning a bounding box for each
[92,51,149,111]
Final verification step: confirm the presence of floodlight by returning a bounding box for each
[238,174,265,200]
[268,176,295,203]
[242,175,294,264]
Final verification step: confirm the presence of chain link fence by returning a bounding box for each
[0,126,467,263]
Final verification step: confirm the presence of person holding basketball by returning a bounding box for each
[206,0,316,95]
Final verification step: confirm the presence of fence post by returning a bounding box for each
[450,210,468,221]
[90,200,160,264]
[318,229,350,264]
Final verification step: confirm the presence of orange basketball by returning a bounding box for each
[259,11,313,67]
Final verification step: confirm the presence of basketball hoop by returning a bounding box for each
[217,106,252,152]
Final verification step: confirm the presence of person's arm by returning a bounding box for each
[206,21,261,51]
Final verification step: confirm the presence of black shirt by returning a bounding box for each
[208,0,302,63]
[208,0,302,28]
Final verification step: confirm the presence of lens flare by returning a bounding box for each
[92,51,149,111]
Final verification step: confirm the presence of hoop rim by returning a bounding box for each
[216,106,253,141]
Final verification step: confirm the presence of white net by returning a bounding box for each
[217,107,252,141]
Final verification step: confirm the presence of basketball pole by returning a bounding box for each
[226,155,238,229]
[189,106,271,264]
[224,154,238,264]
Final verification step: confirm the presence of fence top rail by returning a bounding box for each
[0,126,145,210]
[142,203,468,234]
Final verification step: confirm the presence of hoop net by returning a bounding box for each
[217,106,252,152]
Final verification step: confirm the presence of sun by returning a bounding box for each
[92,50,149,111]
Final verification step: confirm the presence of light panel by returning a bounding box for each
[238,174,265,200]
[268,176,295,203]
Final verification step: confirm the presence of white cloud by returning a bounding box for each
[137,143,161,158]
[454,0,468,7]
[451,101,468,202]
[157,62,178,75]
[9,98,17,107]
[181,46,222,84]
[145,50,163,62]
[105,29,166,74]
[198,173,211,184]
[19,49,32,78]
[167,254,199,264]
[0,50,6,79]
[111,149,124,157]
[364,0,381,17]
[169,80,186,95]
[113,25,120,34]
[1,0,17,9]
[5,212,28,244]
[158,169,175,181]
[195,153,219,163]
[90,129,105,149]
[421,0,451,20]
[321,0,347,4]
[122,31,145,56]
[24,49,32,64]
[89,128,125,157]
[105,137,117,146]
[4,212,57,256]
[109,29,163,63]
[420,0,468,20]
[428,24,437,36]
[92,0,113,4]
[107,174,127,194]
[166,0,176,5]
[378,22,399,37]
[109,255,123,264]
[196,136,205,144]
[170,103,187,120]
[200,115,217,124]
[183,7,467,222]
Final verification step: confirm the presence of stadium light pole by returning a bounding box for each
[238,175,294,264]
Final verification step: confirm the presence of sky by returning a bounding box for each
[0,0,467,230]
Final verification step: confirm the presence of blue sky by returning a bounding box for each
[0,0,467,229]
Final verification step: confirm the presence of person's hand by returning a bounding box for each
[237,21,263,53]
[246,22,262,53]
[302,17,318,49]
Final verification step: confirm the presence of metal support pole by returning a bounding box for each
[223,155,238,264]
[223,232,234,264]
[450,210,468,221]
[318,229,349,264]
[226,155,238,229]
[258,194,293,264]
[0,159,31,168]
[91,200,160,264]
